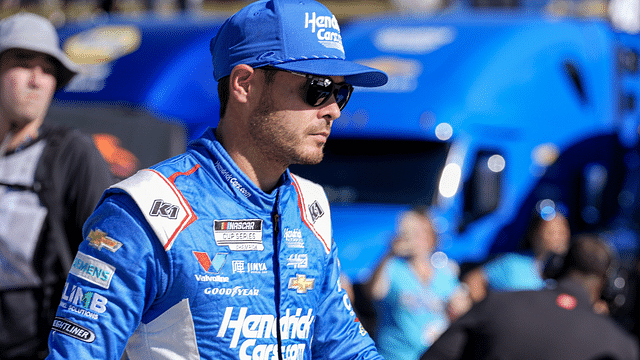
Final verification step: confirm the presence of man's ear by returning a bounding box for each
[229,64,256,104]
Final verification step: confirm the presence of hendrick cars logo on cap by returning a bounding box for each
[303,11,344,53]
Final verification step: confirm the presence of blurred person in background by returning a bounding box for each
[462,202,571,303]
[363,207,472,360]
[420,233,639,360]
[0,12,115,360]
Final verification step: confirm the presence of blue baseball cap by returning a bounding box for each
[210,0,388,87]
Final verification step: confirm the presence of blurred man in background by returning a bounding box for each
[0,12,115,359]
[421,233,639,360]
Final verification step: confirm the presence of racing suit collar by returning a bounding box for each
[190,128,293,212]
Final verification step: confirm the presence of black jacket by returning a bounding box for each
[0,124,116,359]
[421,279,639,360]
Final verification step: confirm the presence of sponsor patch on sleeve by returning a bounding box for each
[52,317,96,343]
[69,252,115,289]
[87,229,123,252]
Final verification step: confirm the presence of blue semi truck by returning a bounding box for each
[51,4,640,300]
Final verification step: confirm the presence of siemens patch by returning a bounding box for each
[69,252,115,289]
[214,219,263,251]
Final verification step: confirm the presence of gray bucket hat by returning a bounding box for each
[0,12,79,90]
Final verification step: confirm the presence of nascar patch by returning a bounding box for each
[213,219,264,251]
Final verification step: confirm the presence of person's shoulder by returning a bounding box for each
[592,317,640,358]
[289,172,324,192]
[491,252,533,265]
[287,172,332,254]
[107,168,197,250]
[484,251,535,274]
[596,314,640,343]
[40,123,97,156]
[41,122,88,142]
[482,286,543,305]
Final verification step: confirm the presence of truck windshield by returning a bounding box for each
[289,138,449,205]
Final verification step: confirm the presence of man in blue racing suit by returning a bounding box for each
[46,0,388,359]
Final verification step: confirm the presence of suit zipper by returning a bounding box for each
[272,188,284,360]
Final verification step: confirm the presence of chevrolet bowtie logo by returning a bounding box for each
[288,274,315,294]
[87,229,123,252]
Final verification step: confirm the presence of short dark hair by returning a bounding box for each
[559,234,612,279]
[217,67,279,119]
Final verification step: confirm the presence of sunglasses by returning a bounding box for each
[261,66,354,110]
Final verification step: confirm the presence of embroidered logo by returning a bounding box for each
[69,252,115,289]
[304,12,344,53]
[60,282,108,320]
[149,199,179,219]
[288,274,315,294]
[87,229,122,252]
[231,260,267,274]
[214,219,264,251]
[193,251,228,273]
[52,317,96,343]
[308,201,324,223]
[284,228,304,249]
[287,254,308,269]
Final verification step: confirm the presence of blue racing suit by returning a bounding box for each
[46,128,381,360]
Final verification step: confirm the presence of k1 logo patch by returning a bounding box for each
[308,201,324,223]
[149,199,179,219]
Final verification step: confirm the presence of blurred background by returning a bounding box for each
[5,0,640,343]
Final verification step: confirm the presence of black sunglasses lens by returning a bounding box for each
[307,86,332,107]
[306,78,352,110]
[335,85,352,110]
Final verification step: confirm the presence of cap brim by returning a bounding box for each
[271,58,388,87]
